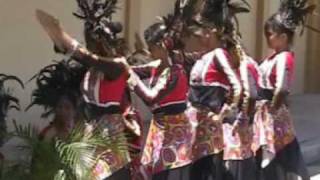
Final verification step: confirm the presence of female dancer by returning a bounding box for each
[180,0,261,179]
[253,0,316,179]
[179,0,249,179]
[33,62,84,141]
[35,7,138,179]
[222,44,260,180]
[127,20,193,180]
[39,94,77,140]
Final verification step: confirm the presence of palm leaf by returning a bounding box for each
[6,120,128,180]
[54,170,67,180]
[11,120,39,146]
[0,74,23,146]
[0,75,24,89]
[56,123,128,180]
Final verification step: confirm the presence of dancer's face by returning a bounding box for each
[265,27,288,50]
[147,43,168,61]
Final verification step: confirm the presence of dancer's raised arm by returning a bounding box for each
[35,9,126,77]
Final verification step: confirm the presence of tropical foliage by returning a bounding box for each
[0,74,24,146]
[1,121,127,180]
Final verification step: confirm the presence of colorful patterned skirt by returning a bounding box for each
[222,115,257,180]
[252,101,296,156]
[222,115,253,160]
[140,112,194,177]
[92,114,131,180]
[252,101,309,179]
[190,108,225,180]
[192,108,224,160]
[123,109,146,180]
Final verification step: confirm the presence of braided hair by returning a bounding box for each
[265,0,316,44]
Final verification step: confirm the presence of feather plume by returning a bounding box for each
[277,0,316,33]
[26,60,87,118]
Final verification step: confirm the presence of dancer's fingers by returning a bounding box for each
[35,9,78,52]
[35,9,60,30]
[35,9,64,41]
[35,9,61,40]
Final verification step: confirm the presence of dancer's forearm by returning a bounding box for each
[70,43,125,78]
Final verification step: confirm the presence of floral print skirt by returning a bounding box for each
[92,114,131,180]
[223,115,254,160]
[192,108,224,161]
[141,112,194,176]
[252,102,309,179]
[252,102,296,156]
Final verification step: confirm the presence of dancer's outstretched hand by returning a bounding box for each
[35,9,78,54]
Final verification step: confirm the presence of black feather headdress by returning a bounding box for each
[275,0,316,34]
[200,0,251,35]
[0,74,24,145]
[179,0,204,23]
[144,0,202,49]
[73,0,123,54]
[177,0,250,43]
[26,60,87,118]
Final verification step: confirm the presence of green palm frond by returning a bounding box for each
[54,170,67,180]
[11,120,39,147]
[0,74,23,146]
[56,125,97,179]
[5,121,128,180]
[30,140,61,180]
[0,74,23,115]
[1,163,31,180]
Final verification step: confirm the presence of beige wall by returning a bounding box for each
[237,0,258,57]
[127,0,176,49]
[305,3,320,93]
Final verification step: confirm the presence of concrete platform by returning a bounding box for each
[290,94,320,178]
